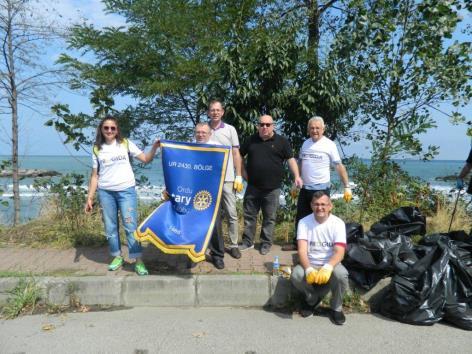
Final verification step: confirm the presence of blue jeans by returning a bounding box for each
[97,187,142,259]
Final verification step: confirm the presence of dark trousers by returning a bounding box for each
[293,187,330,245]
[209,212,224,260]
[242,185,280,246]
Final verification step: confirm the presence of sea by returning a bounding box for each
[0,155,465,224]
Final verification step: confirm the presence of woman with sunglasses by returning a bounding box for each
[84,116,160,275]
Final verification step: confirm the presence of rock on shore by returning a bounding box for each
[0,169,61,178]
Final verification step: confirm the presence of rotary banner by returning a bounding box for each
[134,140,230,262]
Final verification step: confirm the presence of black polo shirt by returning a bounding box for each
[240,132,294,190]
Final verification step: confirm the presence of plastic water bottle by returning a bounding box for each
[273,256,280,276]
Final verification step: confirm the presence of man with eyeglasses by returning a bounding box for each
[239,115,303,255]
[162,123,226,269]
[291,191,349,325]
[194,122,227,269]
[207,100,243,259]
[283,116,351,251]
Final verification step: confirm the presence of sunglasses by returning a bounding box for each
[102,126,117,131]
[259,123,273,127]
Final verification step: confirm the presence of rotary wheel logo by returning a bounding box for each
[193,190,212,211]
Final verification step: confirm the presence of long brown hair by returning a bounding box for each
[94,116,124,150]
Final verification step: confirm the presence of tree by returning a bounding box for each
[51,0,357,156]
[0,0,64,225]
[334,0,471,163]
[209,0,355,151]
[50,0,264,149]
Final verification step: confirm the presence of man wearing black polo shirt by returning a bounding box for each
[239,115,303,255]
[456,148,472,193]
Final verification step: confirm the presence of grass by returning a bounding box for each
[318,291,369,314]
[0,199,163,249]
[2,187,471,251]
[427,194,472,234]
[0,269,100,278]
[284,288,369,314]
[0,271,34,278]
[0,214,106,248]
[1,277,42,319]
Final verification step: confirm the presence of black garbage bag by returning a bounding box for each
[345,222,363,243]
[380,240,448,325]
[441,232,472,330]
[343,207,425,290]
[344,230,418,290]
[380,232,472,330]
[369,206,426,237]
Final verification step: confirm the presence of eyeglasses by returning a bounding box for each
[311,203,329,207]
[259,123,273,127]
[102,126,117,131]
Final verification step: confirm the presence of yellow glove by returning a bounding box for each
[313,264,333,285]
[233,176,244,193]
[290,187,299,199]
[305,267,318,285]
[343,187,352,203]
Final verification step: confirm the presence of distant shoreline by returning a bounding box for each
[0,155,465,162]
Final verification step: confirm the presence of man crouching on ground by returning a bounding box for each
[290,191,349,325]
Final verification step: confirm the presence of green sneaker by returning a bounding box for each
[108,256,124,271]
[135,261,149,276]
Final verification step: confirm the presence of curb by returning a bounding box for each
[0,276,390,308]
[0,275,297,308]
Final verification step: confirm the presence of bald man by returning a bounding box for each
[239,115,303,255]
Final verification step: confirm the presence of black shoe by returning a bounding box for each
[230,247,241,259]
[213,258,225,270]
[239,242,254,251]
[260,243,271,255]
[281,244,297,251]
[329,310,346,325]
[299,301,313,318]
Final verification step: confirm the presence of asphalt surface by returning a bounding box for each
[1,307,470,353]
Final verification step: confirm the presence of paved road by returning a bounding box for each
[1,307,470,353]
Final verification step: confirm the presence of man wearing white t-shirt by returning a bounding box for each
[291,191,349,325]
[283,116,351,251]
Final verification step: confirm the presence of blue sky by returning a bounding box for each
[0,0,470,160]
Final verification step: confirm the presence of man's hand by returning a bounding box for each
[456,178,464,190]
[305,267,318,285]
[314,264,333,285]
[294,177,303,189]
[234,176,244,192]
[343,187,352,203]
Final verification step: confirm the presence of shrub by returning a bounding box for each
[1,277,41,319]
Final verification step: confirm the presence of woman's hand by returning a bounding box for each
[84,198,94,213]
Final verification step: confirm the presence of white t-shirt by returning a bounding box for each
[211,122,239,182]
[92,139,143,191]
[297,214,346,267]
[299,136,341,186]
